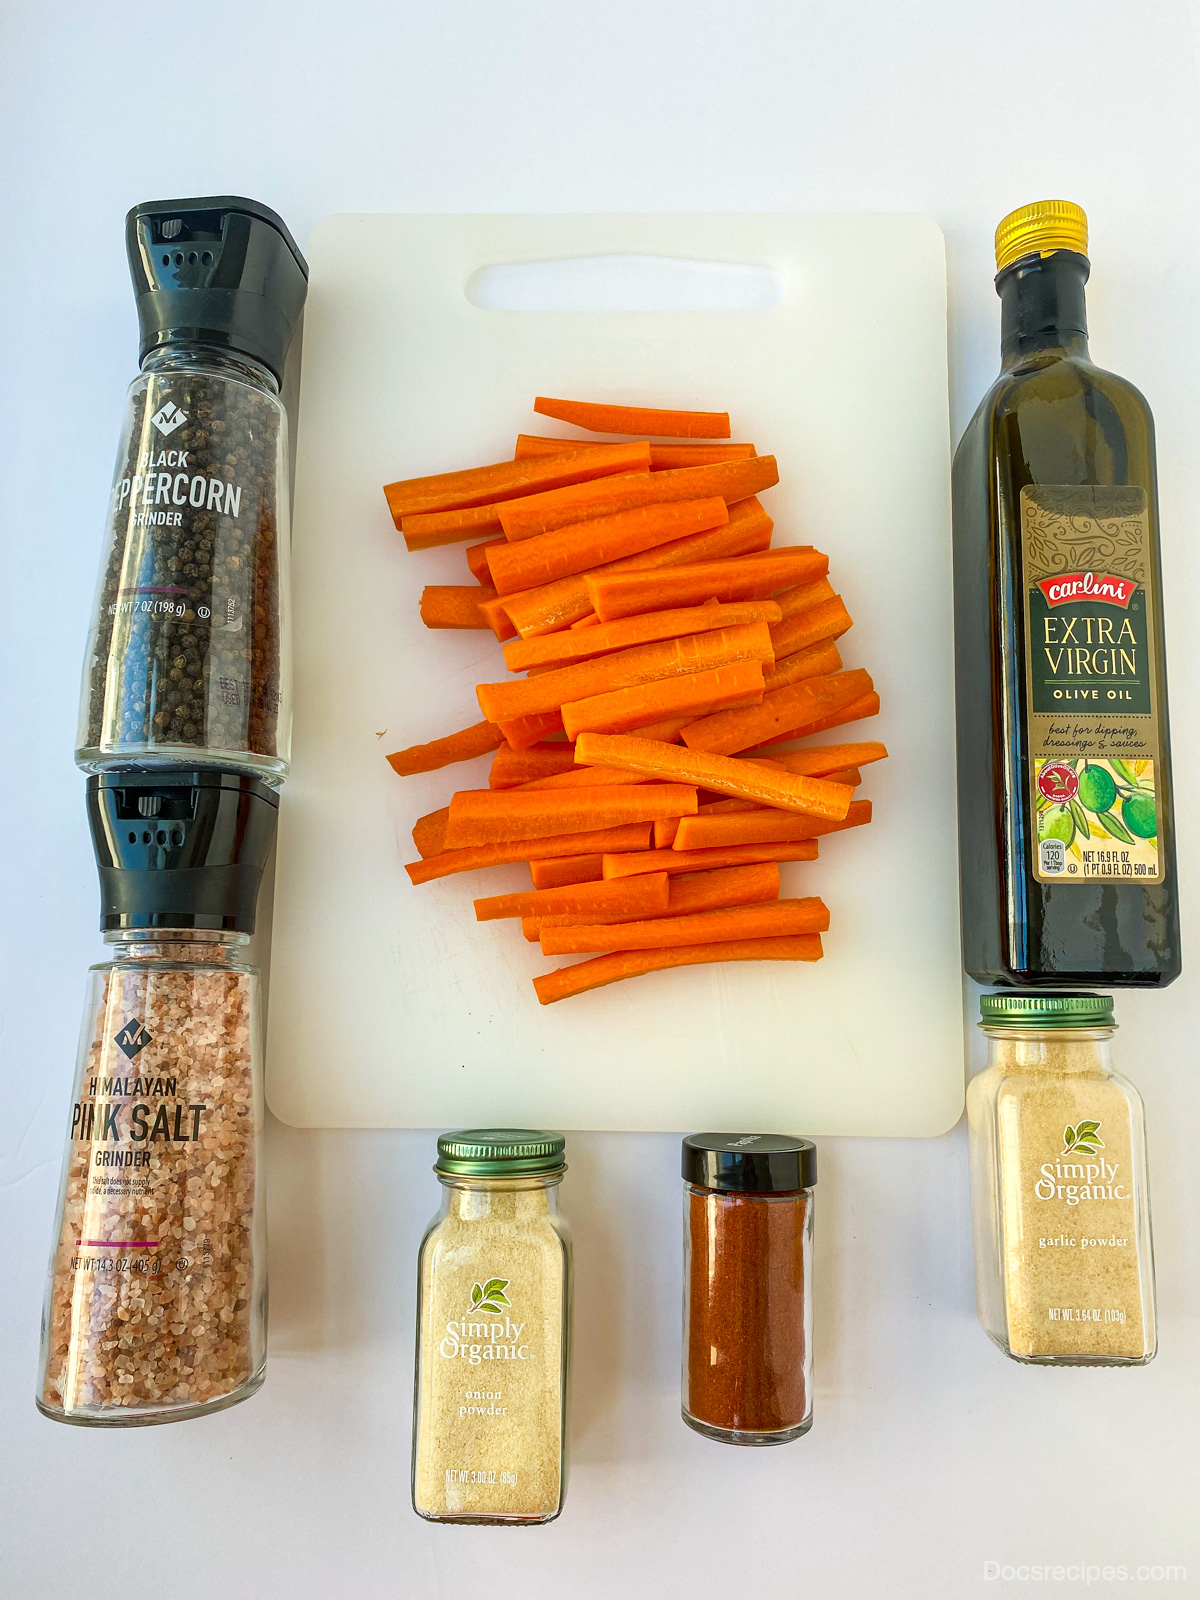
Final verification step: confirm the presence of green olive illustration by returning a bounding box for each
[1041,807,1075,848]
[1077,764,1118,814]
[1121,792,1157,839]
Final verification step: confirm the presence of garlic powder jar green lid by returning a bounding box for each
[979,992,1115,1029]
[435,1128,566,1177]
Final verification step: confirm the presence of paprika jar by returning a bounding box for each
[682,1132,816,1446]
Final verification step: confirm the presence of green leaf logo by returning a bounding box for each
[469,1277,511,1315]
[1061,1120,1105,1158]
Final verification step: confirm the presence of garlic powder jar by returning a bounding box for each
[966,991,1156,1365]
[412,1129,571,1524]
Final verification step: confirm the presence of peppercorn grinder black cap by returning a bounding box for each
[127,196,308,384]
[683,1133,817,1193]
[87,769,279,934]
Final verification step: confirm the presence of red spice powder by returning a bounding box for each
[685,1186,810,1433]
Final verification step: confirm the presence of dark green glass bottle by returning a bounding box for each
[952,200,1179,987]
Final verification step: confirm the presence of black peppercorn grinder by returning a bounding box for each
[75,197,308,784]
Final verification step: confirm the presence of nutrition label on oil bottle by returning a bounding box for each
[1020,486,1163,885]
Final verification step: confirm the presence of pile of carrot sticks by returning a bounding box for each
[384,396,886,1004]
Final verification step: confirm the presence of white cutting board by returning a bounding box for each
[267,213,963,1135]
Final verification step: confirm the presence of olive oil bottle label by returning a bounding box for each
[1021,486,1163,884]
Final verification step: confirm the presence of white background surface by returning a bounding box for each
[2,3,1199,1596]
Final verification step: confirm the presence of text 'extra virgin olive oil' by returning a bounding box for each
[952,201,1179,988]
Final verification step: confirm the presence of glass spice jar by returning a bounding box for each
[412,1130,572,1524]
[76,197,307,784]
[37,769,278,1425]
[967,991,1156,1366]
[682,1133,817,1446]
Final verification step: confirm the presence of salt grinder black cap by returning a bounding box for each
[682,1133,817,1193]
[87,770,279,934]
[126,195,309,384]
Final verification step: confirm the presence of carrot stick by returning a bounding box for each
[751,741,887,776]
[514,435,631,460]
[573,731,853,820]
[489,742,576,788]
[760,639,842,690]
[500,497,773,639]
[499,457,778,541]
[540,897,829,955]
[571,613,601,629]
[407,822,653,884]
[649,443,757,469]
[400,503,505,552]
[776,576,836,621]
[533,397,731,439]
[630,715,692,742]
[532,934,823,1004]
[478,620,774,724]
[517,765,651,791]
[503,599,782,673]
[419,584,495,629]
[587,549,828,621]
[691,798,763,819]
[412,806,450,859]
[466,539,506,583]
[681,668,874,756]
[479,594,518,642]
[531,861,780,932]
[655,817,680,848]
[487,496,730,596]
[385,441,650,525]
[497,473,640,542]
[524,862,778,935]
[442,784,699,850]
[770,594,853,661]
[529,853,605,889]
[515,437,760,470]
[474,871,670,923]
[683,769,862,824]
[563,659,764,741]
[601,841,819,878]
[387,720,504,777]
[495,709,564,751]
[742,691,881,752]
[674,799,873,851]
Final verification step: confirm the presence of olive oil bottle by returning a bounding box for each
[953,201,1179,987]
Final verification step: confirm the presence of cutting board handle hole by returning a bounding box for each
[466,254,784,312]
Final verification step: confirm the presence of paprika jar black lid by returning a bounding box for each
[682,1133,817,1194]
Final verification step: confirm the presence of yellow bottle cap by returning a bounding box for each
[995,200,1088,273]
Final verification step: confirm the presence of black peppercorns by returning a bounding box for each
[78,359,287,778]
